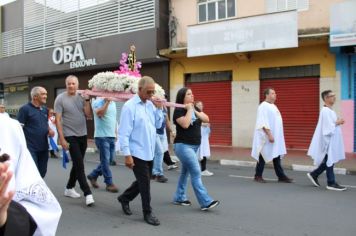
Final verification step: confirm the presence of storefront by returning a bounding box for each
[166,11,337,148]
[329,1,356,152]
[0,0,169,138]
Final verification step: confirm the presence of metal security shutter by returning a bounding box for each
[260,77,319,149]
[186,81,232,146]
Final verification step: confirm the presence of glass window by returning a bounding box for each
[199,4,207,22]
[198,0,236,23]
[227,0,235,17]
[218,1,226,19]
[265,0,309,13]
[208,2,216,21]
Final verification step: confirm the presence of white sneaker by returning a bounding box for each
[168,164,178,170]
[64,188,81,198]
[201,170,214,176]
[85,194,95,206]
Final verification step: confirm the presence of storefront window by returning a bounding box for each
[198,0,236,23]
[3,83,28,117]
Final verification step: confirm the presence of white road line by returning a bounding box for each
[229,175,277,181]
[292,164,347,175]
[229,175,356,189]
[221,160,256,167]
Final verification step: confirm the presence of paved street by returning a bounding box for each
[46,154,356,236]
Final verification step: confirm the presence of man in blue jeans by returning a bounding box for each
[152,108,168,183]
[87,97,119,193]
[17,86,54,178]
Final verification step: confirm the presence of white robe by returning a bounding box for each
[198,125,211,160]
[307,106,345,167]
[0,113,62,236]
[48,116,58,150]
[251,101,287,162]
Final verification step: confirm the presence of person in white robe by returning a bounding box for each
[0,113,62,236]
[251,88,293,183]
[307,90,347,191]
[195,101,213,176]
[48,108,59,158]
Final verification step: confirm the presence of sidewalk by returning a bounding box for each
[87,140,356,175]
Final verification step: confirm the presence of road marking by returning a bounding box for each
[292,164,347,175]
[229,175,277,181]
[221,160,256,167]
[229,175,356,189]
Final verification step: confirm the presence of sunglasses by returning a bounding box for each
[146,90,155,95]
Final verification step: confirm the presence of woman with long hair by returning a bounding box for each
[172,87,219,211]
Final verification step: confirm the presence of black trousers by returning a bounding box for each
[163,151,175,166]
[255,154,286,178]
[200,156,207,171]
[119,157,153,214]
[65,135,92,196]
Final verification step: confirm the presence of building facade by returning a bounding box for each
[164,0,355,152]
[0,0,170,137]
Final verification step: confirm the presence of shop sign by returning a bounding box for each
[52,43,97,69]
[330,1,356,47]
[187,11,298,57]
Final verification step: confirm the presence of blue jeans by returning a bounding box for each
[152,134,164,176]
[29,150,49,178]
[310,154,335,185]
[173,143,213,208]
[89,137,115,185]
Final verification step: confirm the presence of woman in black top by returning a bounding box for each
[172,87,220,210]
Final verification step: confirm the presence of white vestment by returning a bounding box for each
[307,107,345,167]
[251,101,287,162]
[48,116,58,150]
[198,125,211,160]
[0,114,62,236]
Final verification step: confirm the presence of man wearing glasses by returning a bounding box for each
[117,76,163,226]
[307,90,347,191]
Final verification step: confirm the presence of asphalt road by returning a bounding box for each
[45,154,356,236]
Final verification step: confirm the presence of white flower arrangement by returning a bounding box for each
[88,71,166,98]
[87,46,166,99]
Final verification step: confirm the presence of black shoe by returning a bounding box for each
[143,213,160,226]
[155,175,168,183]
[173,200,191,206]
[326,183,347,191]
[117,197,132,215]
[278,176,293,183]
[201,200,220,211]
[307,173,320,187]
[110,160,117,166]
[87,175,99,188]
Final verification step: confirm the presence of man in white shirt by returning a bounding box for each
[117,76,163,226]
[307,90,347,191]
[251,88,293,183]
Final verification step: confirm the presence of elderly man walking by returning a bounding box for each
[117,76,163,226]
[54,75,95,206]
[251,88,293,183]
[17,86,54,178]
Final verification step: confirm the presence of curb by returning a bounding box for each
[220,159,349,175]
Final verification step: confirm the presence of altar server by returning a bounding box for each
[0,112,62,236]
[251,88,293,183]
[307,90,346,191]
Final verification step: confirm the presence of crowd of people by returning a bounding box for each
[0,72,348,234]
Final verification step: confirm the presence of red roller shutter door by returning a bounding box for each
[260,77,319,149]
[186,81,232,146]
